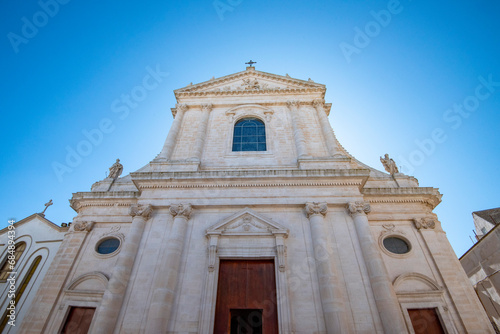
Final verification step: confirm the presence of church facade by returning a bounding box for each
[19,66,492,333]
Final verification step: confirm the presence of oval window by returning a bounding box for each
[383,237,410,254]
[96,238,120,255]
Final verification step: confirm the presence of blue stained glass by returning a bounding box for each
[233,118,266,151]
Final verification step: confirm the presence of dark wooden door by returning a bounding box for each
[61,307,96,334]
[214,260,278,334]
[408,308,445,334]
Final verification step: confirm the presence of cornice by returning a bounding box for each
[175,87,326,98]
[138,181,364,190]
[131,168,370,181]
[175,70,324,92]
[362,187,442,209]
[70,191,140,211]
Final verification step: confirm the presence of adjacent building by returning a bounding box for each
[0,213,69,333]
[460,207,500,332]
[18,66,493,333]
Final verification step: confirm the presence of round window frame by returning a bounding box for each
[379,234,413,258]
[94,236,122,258]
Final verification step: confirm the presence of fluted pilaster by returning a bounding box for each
[313,98,338,156]
[347,201,407,334]
[158,103,188,160]
[286,100,308,158]
[91,204,153,334]
[305,202,352,333]
[145,203,193,333]
[190,103,213,161]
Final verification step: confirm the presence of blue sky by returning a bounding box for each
[1,0,499,256]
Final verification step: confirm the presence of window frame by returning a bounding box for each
[231,117,267,152]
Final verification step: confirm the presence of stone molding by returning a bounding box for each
[347,201,371,216]
[129,204,153,220]
[305,202,328,218]
[72,221,94,232]
[138,181,362,189]
[413,218,436,230]
[169,203,193,219]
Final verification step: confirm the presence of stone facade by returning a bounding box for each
[0,213,69,333]
[18,67,493,333]
[460,208,500,332]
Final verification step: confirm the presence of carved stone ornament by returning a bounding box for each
[380,153,399,175]
[286,100,302,109]
[413,218,436,230]
[347,201,371,216]
[129,204,153,220]
[241,78,268,90]
[108,159,123,179]
[201,103,213,112]
[305,202,328,218]
[312,98,325,108]
[276,244,286,272]
[208,245,217,272]
[169,204,193,219]
[72,221,95,232]
[177,103,188,112]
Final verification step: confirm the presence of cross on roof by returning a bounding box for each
[245,60,257,67]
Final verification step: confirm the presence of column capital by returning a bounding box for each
[413,218,436,230]
[312,98,325,108]
[169,203,193,219]
[347,201,371,216]
[201,103,213,112]
[176,103,188,113]
[72,221,94,232]
[286,99,302,109]
[129,204,153,220]
[305,202,328,218]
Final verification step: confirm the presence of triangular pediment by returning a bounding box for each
[207,208,288,236]
[175,68,325,96]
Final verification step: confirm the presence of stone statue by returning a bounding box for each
[380,154,399,175]
[108,159,123,179]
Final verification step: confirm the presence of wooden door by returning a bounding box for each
[408,308,445,334]
[214,260,278,334]
[61,307,95,334]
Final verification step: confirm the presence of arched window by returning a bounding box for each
[0,256,41,331]
[0,241,26,281]
[232,118,266,152]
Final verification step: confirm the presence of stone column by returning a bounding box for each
[91,204,153,334]
[305,202,352,333]
[313,98,338,157]
[145,204,193,333]
[18,222,94,334]
[413,218,495,333]
[347,201,407,334]
[286,100,308,158]
[190,103,212,161]
[158,103,188,160]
